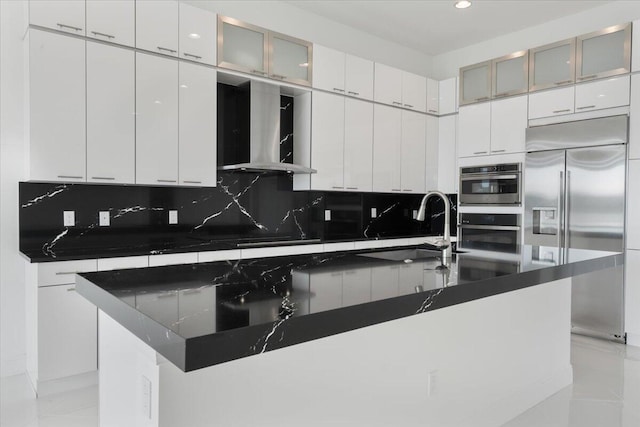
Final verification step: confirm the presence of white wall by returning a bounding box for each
[431,1,640,79]
[186,0,433,76]
[0,0,27,378]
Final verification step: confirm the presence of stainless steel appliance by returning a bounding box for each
[459,163,522,205]
[524,115,627,342]
[459,213,521,253]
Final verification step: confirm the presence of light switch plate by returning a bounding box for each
[141,375,152,419]
[63,211,75,227]
[371,208,377,218]
[324,210,331,221]
[99,211,110,227]
[169,210,178,225]
[412,210,418,220]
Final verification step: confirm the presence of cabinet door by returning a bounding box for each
[625,250,640,341]
[438,116,457,194]
[398,263,425,296]
[312,44,345,94]
[459,61,491,105]
[87,42,135,184]
[309,271,343,313]
[528,86,575,120]
[457,103,491,157]
[136,53,179,185]
[374,63,403,107]
[490,95,527,155]
[492,51,528,97]
[425,116,439,191]
[178,2,216,65]
[29,0,85,35]
[627,160,640,249]
[401,111,426,193]
[529,38,575,91]
[370,265,399,301]
[136,0,179,56]
[373,105,402,192]
[342,268,372,306]
[344,99,373,192]
[427,78,439,115]
[631,75,640,160]
[179,62,217,187]
[633,19,640,72]
[38,284,97,382]
[86,0,134,47]
[577,23,631,81]
[218,16,268,76]
[439,77,458,115]
[574,75,630,112]
[269,32,312,86]
[29,30,86,182]
[402,71,427,112]
[311,91,345,190]
[345,54,374,100]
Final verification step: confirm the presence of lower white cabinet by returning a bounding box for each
[136,52,179,185]
[627,160,640,249]
[149,252,198,267]
[631,75,640,160]
[371,265,399,301]
[625,250,640,343]
[37,284,97,383]
[342,268,373,306]
[528,86,575,119]
[309,271,343,313]
[178,62,217,187]
[574,75,630,112]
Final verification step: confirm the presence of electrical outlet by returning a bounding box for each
[63,211,75,227]
[169,210,178,225]
[99,211,110,227]
[141,375,152,419]
[412,210,418,220]
[324,210,331,221]
[427,370,438,397]
[371,207,377,218]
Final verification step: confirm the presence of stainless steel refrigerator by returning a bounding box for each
[524,115,627,342]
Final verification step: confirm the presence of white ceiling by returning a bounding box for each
[284,0,613,56]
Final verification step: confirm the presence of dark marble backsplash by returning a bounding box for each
[19,178,456,261]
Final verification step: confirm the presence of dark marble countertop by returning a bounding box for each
[76,244,622,372]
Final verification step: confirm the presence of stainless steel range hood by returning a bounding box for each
[220,81,316,174]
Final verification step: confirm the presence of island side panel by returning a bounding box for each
[99,278,572,427]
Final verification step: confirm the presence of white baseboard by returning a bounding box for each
[35,370,98,397]
[0,355,26,379]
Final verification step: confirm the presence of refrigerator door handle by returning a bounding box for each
[565,170,571,249]
[559,170,565,250]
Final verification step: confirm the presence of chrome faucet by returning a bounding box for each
[417,190,452,259]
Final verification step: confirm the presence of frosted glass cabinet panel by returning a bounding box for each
[577,23,631,81]
[529,38,575,91]
[493,51,528,97]
[217,16,268,76]
[459,61,491,105]
[269,32,312,86]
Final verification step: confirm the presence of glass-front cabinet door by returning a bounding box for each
[577,23,631,82]
[529,38,576,92]
[492,50,528,98]
[269,32,312,86]
[217,15,269,77]
[459,60,492,105]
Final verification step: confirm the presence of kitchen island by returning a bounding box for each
[76,244,622,427]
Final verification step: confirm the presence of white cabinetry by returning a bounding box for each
[342,268,373,306]
[371,265,399,301]
[29,0,85,35]
[178,62,217,187]
[135,0,179,56]
[135,53,179,185]
[437,115,457,194]
[634,19,640,72]
[373,105,402,192]
[528,86,575,119]
[86,0,135,47]
[345,54,374,100]
[312,45,374,100]
[402,71,427,112]
[29,30,86,182]
[427,78,439,114]
[179,2,216,65]
[458,103,491,157]
[309,271,343,313]
[425,116,439,191]
[630,74,640,160]
[625,250,640,345]
[374,63,402,107]
[489,95,528,154]
[400,111,426,193]
[627,160,640,249]
[574,75,630,112]
[439,77,458,115]
[310,91,345,190]
[344,99,373,192]
[87,42,135,184]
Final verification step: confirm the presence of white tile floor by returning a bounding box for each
[1,335,639,427]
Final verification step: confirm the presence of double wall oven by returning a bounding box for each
[458,163,522,253]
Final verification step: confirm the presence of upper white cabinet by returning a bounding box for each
[313,45,345,94]
[439,77,458,115]
[492,51,528,98]
[374,64,426,112]
[457,103,491,157]
[29,0,85,35]
[136,0,179,56]
[86,42,135,184]
[86,0,135,47]
[178,62,217,187]
[217,15,312,86]
[310,91,345,191]
[574,75,630,112]
[528,86,575,119]
[576,23,631,82]
[400,110,426,193]
[179,3,216,65]
[437,115,457,194]
[489,95,528,155]
[459,61,491,105]
[630,74,640,160]
[135,53,179,185]
[427,78,439,115]
[529,38,575,92]
[373,104,402,192]
[343,99,373,192]
[633,20,640,72]
[345,54,374,100]
[425,116,438,191]
[29,29,86,182]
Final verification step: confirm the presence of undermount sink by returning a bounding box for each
[358,248,466,262]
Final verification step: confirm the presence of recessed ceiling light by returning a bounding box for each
[299,62,309,67]
[455,1,472,9]
[188,33,201,39]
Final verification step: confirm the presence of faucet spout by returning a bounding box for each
[417,190,451,259]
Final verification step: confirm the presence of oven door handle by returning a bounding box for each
[459,224,521,231]
[460,174,519,181]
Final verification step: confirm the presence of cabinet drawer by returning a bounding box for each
[241,244,324,259]
[198,250,242,263]
[97,256,149,271]
[38,260,98,287]
[528,86,575,119]
[149,252,198,267]
[575,75,630,112]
